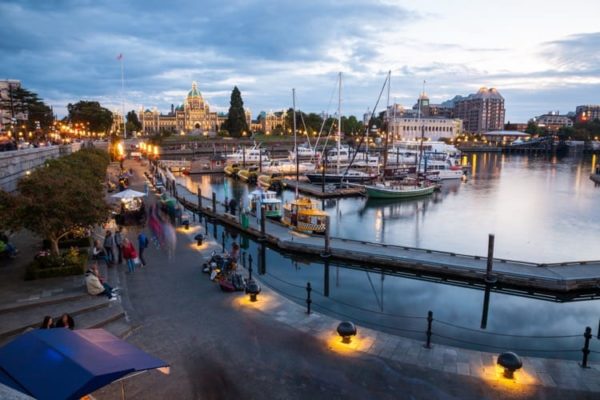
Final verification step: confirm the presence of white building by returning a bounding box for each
[388,116,462,141]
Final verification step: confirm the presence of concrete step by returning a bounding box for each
[0,295,109,341]
[0,292,89,315]
[76,301,126,330]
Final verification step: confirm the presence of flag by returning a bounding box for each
[117,53,123,60]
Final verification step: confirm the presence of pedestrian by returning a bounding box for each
[122,238,138,273]
[114,227,124,264]
[229,198,237,216]
[137,231,149,267]
[85,264,118,300]
[103,230,115,264]
[39,316,54,329]
[55,313,75,330]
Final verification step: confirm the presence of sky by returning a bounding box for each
[2,0,600,122]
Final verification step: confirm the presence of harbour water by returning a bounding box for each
[179,153,600,359]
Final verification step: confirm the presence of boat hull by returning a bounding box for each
[365,184,435,199]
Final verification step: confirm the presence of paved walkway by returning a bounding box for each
[88,160,599,399]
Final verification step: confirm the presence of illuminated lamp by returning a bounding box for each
[245,279,261,302]
[497,352,522,379]
[337,321,357,344]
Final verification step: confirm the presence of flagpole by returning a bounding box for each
[120,55,126,140]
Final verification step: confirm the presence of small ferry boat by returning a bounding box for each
[247,189,283,219]
[282,197,328,234]
[238,166,260,183]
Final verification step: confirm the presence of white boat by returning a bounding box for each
[262,159,315,174]
[247,189,282,219]
[289,143,316,161]
[226,144,270,163]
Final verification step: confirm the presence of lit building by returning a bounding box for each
[534,111,573,132]
[139,81,219,135]
[453,87,505,133]
[0,80,27,132]
[257,110,287,133]
[385,101,462,140]
[575,105,600,123]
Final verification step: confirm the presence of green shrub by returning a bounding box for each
[25,249,88,280]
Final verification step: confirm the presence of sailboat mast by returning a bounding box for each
[337,72,341,175]
[293,88,298,198]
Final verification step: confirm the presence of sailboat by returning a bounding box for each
[305,72,378,184]
[282,88,328,234]
[364,74,436,199]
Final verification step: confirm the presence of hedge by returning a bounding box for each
[25,249,89,281]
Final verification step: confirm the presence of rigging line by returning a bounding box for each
[315,75,340,157]
[342,73,390,178]
[433,319,582,339]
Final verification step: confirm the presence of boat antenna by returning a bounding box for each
[293,88,299,199]
[382,70,391,178]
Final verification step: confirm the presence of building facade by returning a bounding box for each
[0,80,27,132]
[575,105,600,123]
[139,82,219,135]
[453,87,505,133]
[534,111,573,132]
[385,102,462,140]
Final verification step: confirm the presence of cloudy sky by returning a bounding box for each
[2,0,600,122]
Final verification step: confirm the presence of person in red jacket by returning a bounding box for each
[122,238,138,273]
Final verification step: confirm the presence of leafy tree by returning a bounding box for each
[126,110,142,133]
[8,149,110,255]
[222,86,248,137]
[67,101,113,134]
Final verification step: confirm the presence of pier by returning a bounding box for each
[161,173,600,296]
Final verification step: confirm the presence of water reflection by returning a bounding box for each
[178,153,600,263]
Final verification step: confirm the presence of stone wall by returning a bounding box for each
[0,144,82,192]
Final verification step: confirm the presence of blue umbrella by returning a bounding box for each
[0,329,169,400]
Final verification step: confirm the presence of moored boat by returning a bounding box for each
[282,197,328,234]
[364,180,436,199]
[247,189,283,219]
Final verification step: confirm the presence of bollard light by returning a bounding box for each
[337,321,357,344]
[194,234,204,247]
[497,352,522,379]
[245,279,261,302]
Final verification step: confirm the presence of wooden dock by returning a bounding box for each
[282,179,364,198]
[159,172,600,296]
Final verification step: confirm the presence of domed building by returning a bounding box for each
[139,81,220,135]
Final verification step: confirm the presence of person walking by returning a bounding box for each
[137,231,149,267]
[114,227,124,264]
[122,238,138,273]
[103,230,115,264]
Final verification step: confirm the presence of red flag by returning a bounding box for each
[116,53,123,60]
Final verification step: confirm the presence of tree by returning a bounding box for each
[222,87,249,137]
[10,149,110,255]
[126,110,142,134]
[67,101,113,134]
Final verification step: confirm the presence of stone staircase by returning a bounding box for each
[0,289,134,346]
